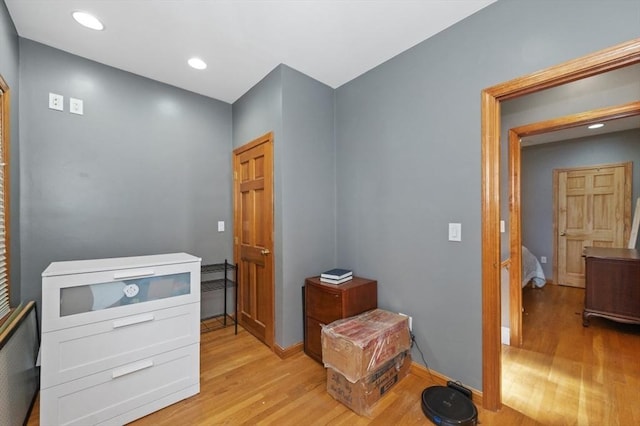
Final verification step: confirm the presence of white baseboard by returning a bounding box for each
[501,326,510,345]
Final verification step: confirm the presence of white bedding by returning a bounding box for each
[522,245,546,288]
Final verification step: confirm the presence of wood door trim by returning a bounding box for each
[233,131,274,155]
[482,37,640,411]
[508,129,522,347]
[514,101,640,137]
[233,131,275,349]
[0,75,10,312]
[508,103,640,348]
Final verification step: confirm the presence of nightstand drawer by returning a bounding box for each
[305,316,324,362]
[40,344,199,426]
[306,283,342,321]
[41,302,200,388]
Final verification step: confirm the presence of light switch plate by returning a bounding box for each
[448,223,462,242]
[217,221,225,232]
[70,98,84,115]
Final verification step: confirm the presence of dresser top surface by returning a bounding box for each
[583,247,640,261]
[42,252,202,277]
[306,276,376,290]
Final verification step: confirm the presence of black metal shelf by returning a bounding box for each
[200,259,237,334]
[201,263,233,275]
[201,278,234,293]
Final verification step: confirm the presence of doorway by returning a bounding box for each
[481,38,640,410]
[233,132,275,349]
[507,102,640,347]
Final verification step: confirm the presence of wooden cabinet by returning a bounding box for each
[304,276,377,364]
[583,247,640,326]
[40,253,201,426]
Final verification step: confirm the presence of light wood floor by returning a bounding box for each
[28,286,638,425]
[502,284,640,425]
[28,319,536,425]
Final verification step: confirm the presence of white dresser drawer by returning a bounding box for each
[40,343,199,426]
[41,303,200,388]
[42,258,200,332]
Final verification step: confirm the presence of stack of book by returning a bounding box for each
[320,268,353,285]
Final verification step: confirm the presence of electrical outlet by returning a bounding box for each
[399,312,412,331]
[49,93,64,111]
[540,256,547,264]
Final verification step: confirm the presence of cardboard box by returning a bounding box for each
[321,309,411,383]
[327,350,411,417]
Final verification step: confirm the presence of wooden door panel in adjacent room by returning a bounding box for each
[555,162,631,287]
[234,132,274,348]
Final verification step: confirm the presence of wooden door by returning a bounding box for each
[233,132,274,348]
[555,162,631,287]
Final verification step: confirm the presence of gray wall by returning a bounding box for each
[0,0,21,305]
[334,0,640,389]
[280,65,335,347]
[522,129,640,278]
[19,39,233,311]
[232,65,335,348]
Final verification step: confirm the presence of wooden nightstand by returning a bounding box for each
[303,276,377,364]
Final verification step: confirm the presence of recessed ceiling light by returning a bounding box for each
[188,57,207,70]
[72,11,104,31]
[588,123,604,129]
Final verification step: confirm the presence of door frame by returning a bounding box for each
[233,131,275,349]
[481,37,640,410]
[507,102,640,347]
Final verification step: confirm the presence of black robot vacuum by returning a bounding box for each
[421,384,478,426]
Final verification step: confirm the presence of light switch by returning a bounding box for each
[70,98,84,115]
[500,220,505,233]
[448,223,462,242]
[217,221,225,232]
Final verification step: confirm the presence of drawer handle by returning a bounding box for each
[113,269,155,280]
[112,359,154,379]
[112,313,155,329]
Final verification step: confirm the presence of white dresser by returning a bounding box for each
[40,253,201,426]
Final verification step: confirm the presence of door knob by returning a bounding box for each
[560,231,566,236]
[261,249,270,255]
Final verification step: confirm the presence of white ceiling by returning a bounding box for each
[5,0,496,104]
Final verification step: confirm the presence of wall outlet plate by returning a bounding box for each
[49,93,64,111]
[399,312,412,331]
